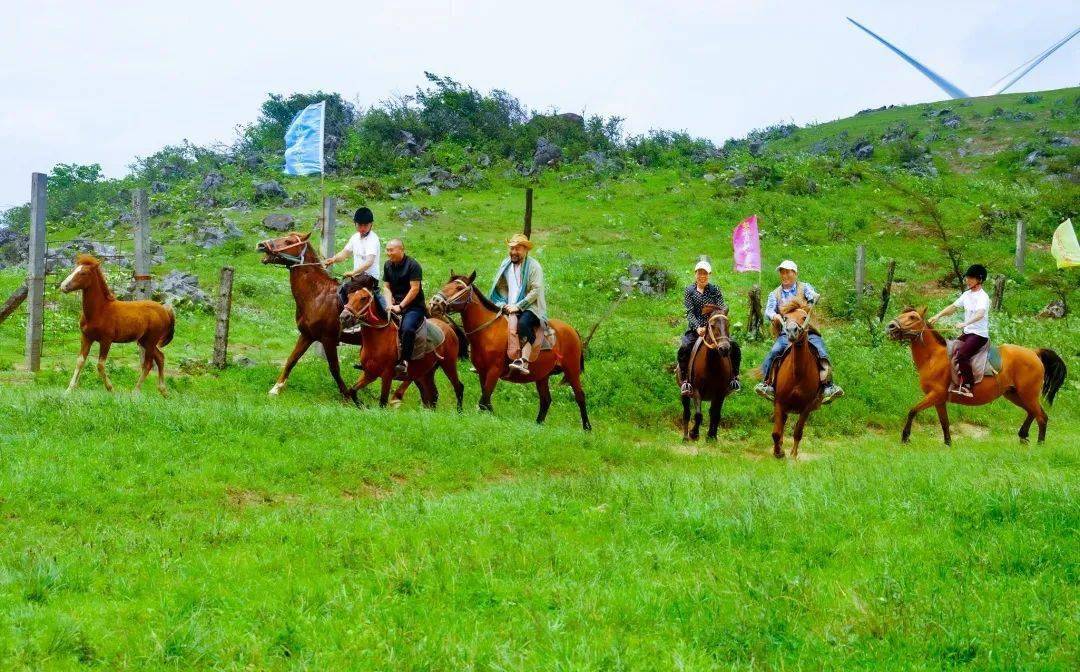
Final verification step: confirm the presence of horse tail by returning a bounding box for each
[450,320,469,360]
[1037,348,1066,405]
[160,305,176,347]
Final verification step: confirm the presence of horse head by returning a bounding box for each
[779,298,812,342]
[701,304,731,354]
[256,232,314,267]
[886,306,929,342]
[341,285,384,332]
[430,269,477,316]
[60,255,113,298]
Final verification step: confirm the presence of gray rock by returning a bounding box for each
[191,220,243,249]
[396,205,435,222]
[852,141,874,160]
[156,270,209,307]
[581,150,611,171]
[1037,299,1066,319]
[1025,150,1042,166]
[429,167,452,183]
[558,112,585,125]
[232,355,257,367]
[941,115,962,129]
[412,173,434,187]
[150,181,170,194]
[729,173,747,188]
[457,234,468,242]
[748,140,765,157]
[262,213,295,232]
[533,137,562,167]
[252,180,287,201]
[809,140,831,155]
[478,154,492,168]
[0,227,29,268]
[441,177,461,190]
[426,185,441,197]
[1049,135,1072,148]
[389,192,406,200]
[200,172,225,193]
[627,262,644,279]
[702,173,717,182]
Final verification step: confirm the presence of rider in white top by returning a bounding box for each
[927,264,990,397]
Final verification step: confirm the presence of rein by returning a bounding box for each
[342,291,393,330]
[260,238,325,269]
[433,280,505,335]
[702,314,731,351]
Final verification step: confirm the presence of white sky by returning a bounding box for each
[1,0,1077,208]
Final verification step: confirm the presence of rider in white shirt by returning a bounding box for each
[927,264,990,398]
[324,207,381,306]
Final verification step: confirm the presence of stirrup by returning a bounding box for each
[509,358,528,373]
[395,361,408,375]
[948,384,973,398]
[729,378,742,392]
[680,381,693,396]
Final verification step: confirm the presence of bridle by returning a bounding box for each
[340,288,393,330]
[888,313,928,343]
[783,306,813,342]
[431,279,504,335]
[702,312,731,351]
[259,236,323,268]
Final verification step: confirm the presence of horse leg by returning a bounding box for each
[562,367,591,431]
[96,341,114,392]
[66,336,92,393]
[270,334,312,396]
[535,377,552,424]
[322,340,353,403]
[681,396,692,442]
[690,396,702,441]
[440,357,465,412]
[1005,389,1047,444]
[901,393,942,443]
[133,343,154,393]
[391,380,410,407]
[417,372,438,409]
[934,403,951,446]
[378,372,394,408]
[791,411,810,459]
[772,406,788,459]
[479,368,501,413]
[707,397,723,441]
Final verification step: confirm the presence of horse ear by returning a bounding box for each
[468,270,476,284]
[701,304,715,316]
[449,268,455,278]
[300,231,312,241]
[916,305,928,317]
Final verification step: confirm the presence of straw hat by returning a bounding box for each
[507,233,533,250]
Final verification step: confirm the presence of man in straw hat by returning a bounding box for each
[754,259,844,404]
[677,256,741,396]
[490,233,547,374]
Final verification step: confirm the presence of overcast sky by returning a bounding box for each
[1,0,1076,208]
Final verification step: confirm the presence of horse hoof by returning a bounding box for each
[269,384,284,396]
[706,434,717,442]
[773,449,785,459]
[389,398,402,409]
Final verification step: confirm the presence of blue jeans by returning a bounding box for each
[516,310,540,344]
[399,309,425,361]
[761,334,829,378]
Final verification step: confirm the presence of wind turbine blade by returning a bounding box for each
[847,17,970,99]
[984,26,1080,96]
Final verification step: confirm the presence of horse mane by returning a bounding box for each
[76,254,116,301]
[452,274,501,313]
[900,305,946,346]
[779,297,809,315]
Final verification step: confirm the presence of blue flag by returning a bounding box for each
[283,101,325,176]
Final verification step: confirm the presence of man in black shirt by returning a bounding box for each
[383,238,426,376]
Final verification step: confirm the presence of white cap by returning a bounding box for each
[776,259,798,272]
[694,260,713,274]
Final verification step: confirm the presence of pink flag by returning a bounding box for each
[732,215,761,272]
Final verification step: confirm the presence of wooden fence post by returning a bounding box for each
[523,188,533,239]
[25,172,46,372]
[992,274,1005,311]
[0,284,28,326]
[747,284,764,340]
[212,266,235,369]
[132,188,151,299]
[1014,220,1026,273]
[855,244,866,298]
[878,259,896,322]
[321,197,336,260]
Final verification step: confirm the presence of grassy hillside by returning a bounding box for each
[0,87,1077,669]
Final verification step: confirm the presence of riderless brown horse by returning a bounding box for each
[339,276,467,409]
[256,232,407,404]
[681,305,738,442]
[770,298,823,458]
[60,254,175,396]
[886,307,1066,444]
[430,271,591,430]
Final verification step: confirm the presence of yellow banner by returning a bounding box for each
[1051,218,1080,269]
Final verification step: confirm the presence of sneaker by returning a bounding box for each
[509,358,527,373]
[949,384,974,398]
[729,378,742,393]
[821,383,844,405]
[680,381,693,396]
[754,382,775,401]
[394,361,408,377]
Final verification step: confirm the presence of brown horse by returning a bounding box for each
[60,254,175,395]
[256,232,406,404]
[339,277,467,409]
[681,306,739,442]
[886,307,1066,444]
[430,271,591,430]
[770,298,822,458]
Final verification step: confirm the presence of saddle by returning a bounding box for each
[403,319,446,361]
[766,341,824,387]
[946,340,1000,386]
[506,319,557,363]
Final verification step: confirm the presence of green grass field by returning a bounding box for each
[0,88,1077,669]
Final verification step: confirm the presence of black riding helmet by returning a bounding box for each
[963,264,988,283]
[353,207,374,225]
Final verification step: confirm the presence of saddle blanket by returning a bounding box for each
[405,319,446,361]
[946,339,1000,385]
[525,327,558,362]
